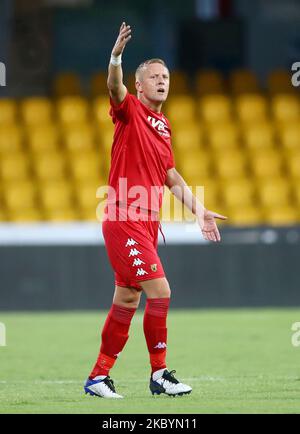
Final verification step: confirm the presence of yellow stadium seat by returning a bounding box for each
[90,72,108,96]
[63,123,95,153]
[278,122,300,151]
[101,152,112,176]
[229,207,264,226]
[264,206,299,226]
[213,150,247,179]
[250,149,282,178]
[195,70,225,95]
[76,180,100,208]
[258,178,291,208]
[200,179,219,210]
[222,178,255,208]
[179,150,211,181]
[69,151,102,181]
[286,150,300,179]
[0,125,23,153]
[3,181,37,211]
[80,208,99,221]
[243,121,275,150]
[0,99,17,125]
[0,152,30,181]
[229,69,259,94]
[172,123,203,151]
[0,208,7,221]
[272,94,300,122]
[33,151,66,181]
[199,95,232,124]
[57,97,89,125]
[45,208,79,222]
[20,98,52,126]
[8,208,43,222]
[76,180,107,222]
[235,94,268,123]
[40,181,74,212]
[207,122,239,150]
[98,128,114,153]
[166,96,196,122]
[93,97,111,125]
[53,72,82,97]
[27,124,59,153]
[292,182,300,206]
[268,70,294,94]
[0,186,7,220]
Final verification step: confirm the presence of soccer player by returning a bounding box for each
[84,22,226,399]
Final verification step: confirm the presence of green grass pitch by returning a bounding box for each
[0,308,300,414]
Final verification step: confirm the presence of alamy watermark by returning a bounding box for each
[291,322,300,347]
[94,179,205,224]
[0,322,6,346]
[291,62,300,87]
[0,62,6,87]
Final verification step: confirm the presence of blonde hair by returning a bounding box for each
[135,58,168,80]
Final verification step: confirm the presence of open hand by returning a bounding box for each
[198,210,227,242]
[112,22,132,56]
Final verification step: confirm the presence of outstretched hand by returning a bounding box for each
[198,210,227,242]
[112,22,132,57]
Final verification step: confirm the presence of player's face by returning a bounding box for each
[136,63,170,103]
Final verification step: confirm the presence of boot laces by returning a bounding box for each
[103,376,116,393]
[162,369,179,385]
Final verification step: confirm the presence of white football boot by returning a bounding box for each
[84,375,123,399]
[150,369,192,396]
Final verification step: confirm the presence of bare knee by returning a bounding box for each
[139,278,171,299]
[113,286,141,308]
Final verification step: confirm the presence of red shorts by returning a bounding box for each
[102,205,165,290]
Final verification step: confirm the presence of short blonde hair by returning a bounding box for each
[135,58,168,80]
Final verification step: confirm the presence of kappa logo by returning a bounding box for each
[128,248,142,257]
[136,268,148,276]
[147,116,170,138]
[132,258,145,267]
[154,342,167,349]
[126,238,138,247]
[150,264,157,272]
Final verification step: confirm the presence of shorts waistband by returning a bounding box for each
[116,201,160,217]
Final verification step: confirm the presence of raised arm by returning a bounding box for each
[107,22,132,105]
[165,168,227,242]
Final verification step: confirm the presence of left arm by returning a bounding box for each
[165,168,227,242]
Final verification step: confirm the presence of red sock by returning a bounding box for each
[143,297,170,374]
[89,303,136,378]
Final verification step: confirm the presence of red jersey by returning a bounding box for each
[107,92,175,212]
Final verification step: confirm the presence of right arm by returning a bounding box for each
[107,22,132,105]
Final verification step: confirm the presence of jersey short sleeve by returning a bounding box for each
[167,146,175,170]
[109,90,135,124]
